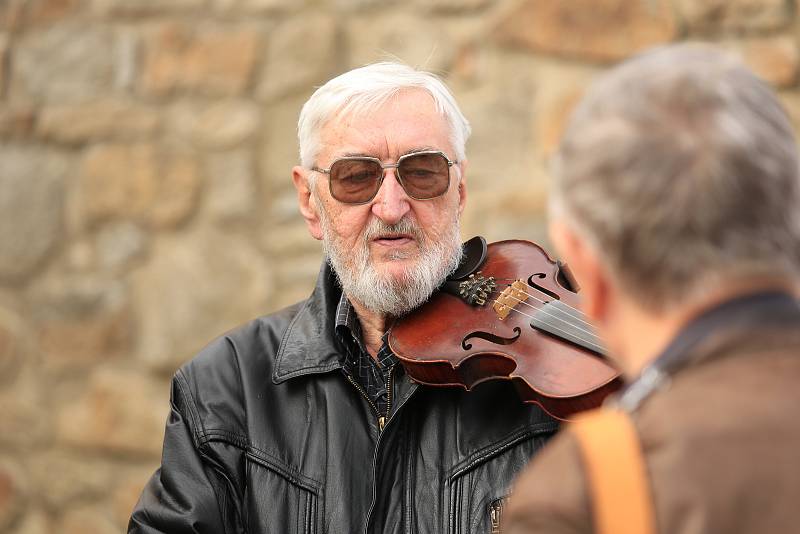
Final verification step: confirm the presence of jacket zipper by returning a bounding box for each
[346,364,395,433]
[362,367,419,534]
[378,365,395,432]
[346,374,380,419]
[489,498,503,534]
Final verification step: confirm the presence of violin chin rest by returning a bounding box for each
[448,236,488,281]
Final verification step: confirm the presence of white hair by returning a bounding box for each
[297,62,471,169]
[551,43,800,312]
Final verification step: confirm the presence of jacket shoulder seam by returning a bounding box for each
[174,369,207,446]
[245,444,322,493]
[196,428,250,450]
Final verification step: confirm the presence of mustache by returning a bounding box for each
[362,217,424,242]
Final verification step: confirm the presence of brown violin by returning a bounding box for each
[388,237,622,421]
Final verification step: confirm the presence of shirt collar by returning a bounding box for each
[335,292,370,355]
[335,292,399,370]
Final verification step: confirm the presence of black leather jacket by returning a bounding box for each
[129,263,558,534]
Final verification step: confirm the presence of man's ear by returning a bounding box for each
[548,219,610,325]
[292,166,323,240]
[456,159,468,216]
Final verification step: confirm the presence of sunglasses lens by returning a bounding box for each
[326,152,452,204]
[398,153,450,200]
[329,159,383,203]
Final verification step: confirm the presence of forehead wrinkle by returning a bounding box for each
[337,146,443,160]
[383,133,391,161]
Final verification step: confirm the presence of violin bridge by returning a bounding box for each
[493,280,528,320]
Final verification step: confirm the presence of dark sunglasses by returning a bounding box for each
[312,150,457,205]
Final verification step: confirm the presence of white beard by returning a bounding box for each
[314,189,463,317]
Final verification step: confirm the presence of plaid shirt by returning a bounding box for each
[335,293,399,417]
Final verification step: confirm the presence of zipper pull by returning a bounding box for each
[378,416,386,432]
[490,499,503,534]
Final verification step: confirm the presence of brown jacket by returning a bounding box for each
[503,296,800,534]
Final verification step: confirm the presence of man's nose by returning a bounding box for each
[371,169,411,224]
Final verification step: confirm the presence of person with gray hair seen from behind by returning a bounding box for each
[502,44,800,534]
[128,62,558,534]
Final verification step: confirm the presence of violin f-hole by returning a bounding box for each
[527,273,561,301]
[462,327,522,350]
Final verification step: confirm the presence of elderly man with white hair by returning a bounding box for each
[502,44,800,534]
[129,63,557,534]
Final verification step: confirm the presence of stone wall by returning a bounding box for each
[1,0,798,531]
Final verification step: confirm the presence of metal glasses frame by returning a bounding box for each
[311,150,458,205]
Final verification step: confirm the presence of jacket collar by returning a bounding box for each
[651,291,800,375]
[272,261,346,383]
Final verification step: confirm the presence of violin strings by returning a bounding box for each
[484,288,605,352]
[501,292,601,342]
[484,282,604,349]
[489,301,606,354]
[503,292,598,338]
[488,279,594,327]
[463,277,605,350]
[487,284,597,331]
[508,303,604,351]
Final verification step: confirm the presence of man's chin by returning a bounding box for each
[374,263,418,286]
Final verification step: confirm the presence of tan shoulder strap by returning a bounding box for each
[570,409,656,534]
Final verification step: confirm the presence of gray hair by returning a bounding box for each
[551,43,800,312]
[297,62,471,170]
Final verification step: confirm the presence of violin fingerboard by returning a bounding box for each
[529,301,606,356]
